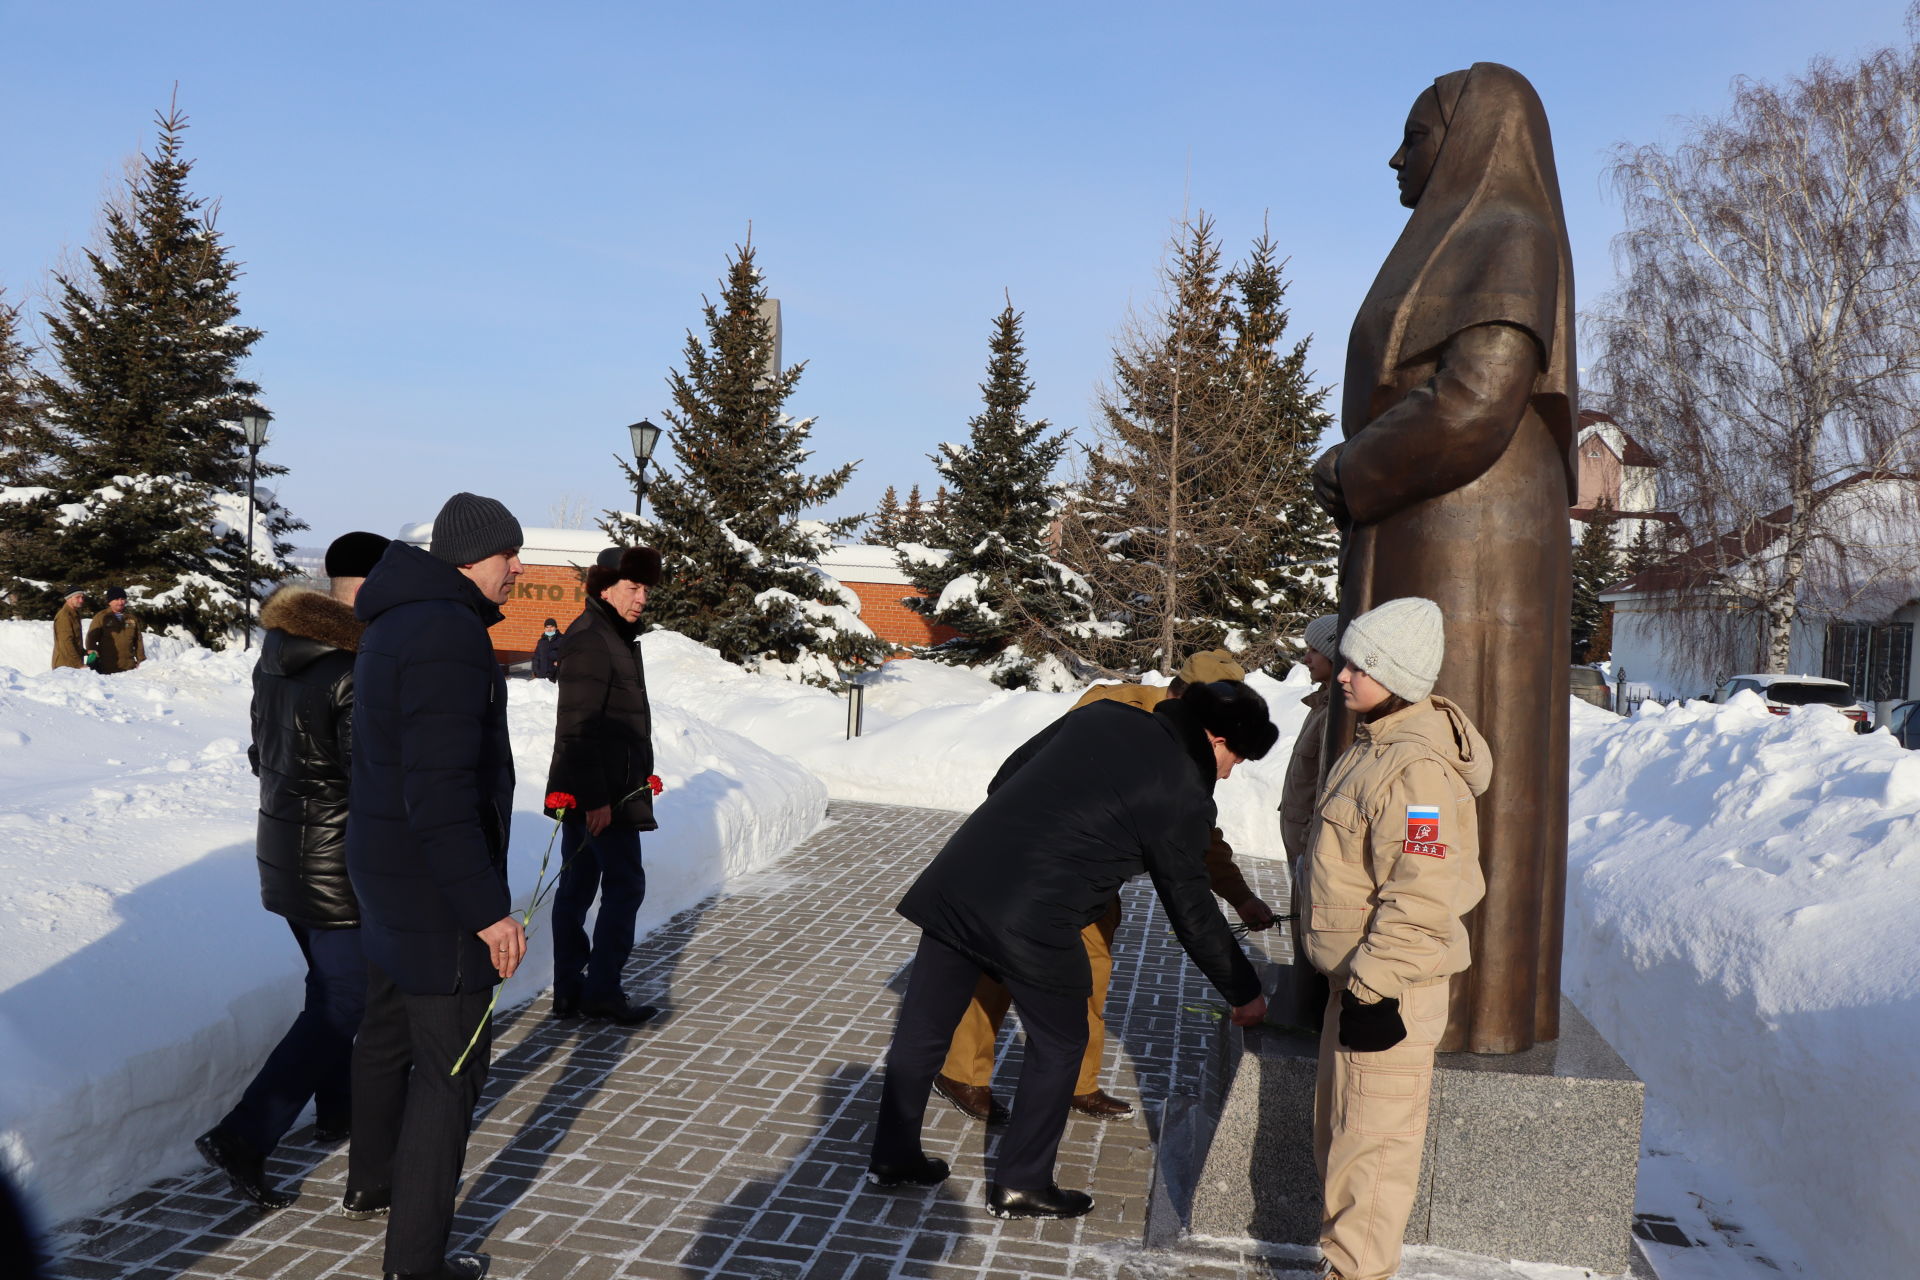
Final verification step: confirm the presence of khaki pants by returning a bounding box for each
[939,900,1121,1096]
[1314,979,1449,1280]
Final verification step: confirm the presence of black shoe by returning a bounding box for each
[577,996,659,1026]
[340,1186,391,1220]
[866,1154,951,1188]
[195,1127,295,1211]
[985,1182,1094,1220]
[383,1251,488,1280]
[550,993,579,1019]
[312,1114,350,1144]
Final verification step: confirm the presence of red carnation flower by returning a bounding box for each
[545,791,577,811]
[647,775,664,796]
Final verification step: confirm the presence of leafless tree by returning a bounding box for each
[1056,214,1333,675]
[1591,8,1920,676]
[548,492,593,529]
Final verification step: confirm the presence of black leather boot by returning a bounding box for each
[383,1250,488,1279]
[195,1127,295,1211]
[985,1182,1094,1220]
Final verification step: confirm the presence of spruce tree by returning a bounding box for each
[928,485,952,547]
[903,302,1088,688]
[605,242,885,682]
[1572,501,1624,660]
[0,107,297,642]
[870,485,902,543]
[899,484,927,543]
[0,290,52,484]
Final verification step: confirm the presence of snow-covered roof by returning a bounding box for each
[813,543,915,586]
[396,523,612,568]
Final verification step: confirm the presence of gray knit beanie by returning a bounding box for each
[1303,614,1340,662]
[1340,597,1445,702]
[429,493,523,565]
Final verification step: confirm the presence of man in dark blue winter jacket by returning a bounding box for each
[343,493,524,1280]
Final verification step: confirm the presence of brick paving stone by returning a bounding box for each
[45,800,1301,1280]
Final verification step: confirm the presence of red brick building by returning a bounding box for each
[391,527,951,664]
[814,544,958,654]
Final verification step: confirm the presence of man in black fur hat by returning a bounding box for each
[197,530,390,1210]
[543,546,665,1025]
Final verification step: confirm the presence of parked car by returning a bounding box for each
[1886,700,1920,748]
[1710,674,1870,730]
[1568,666,1612,711]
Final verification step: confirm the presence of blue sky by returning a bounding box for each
[1,0,1908,548]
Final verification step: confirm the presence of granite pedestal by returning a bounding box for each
[1178,995,1642,1274]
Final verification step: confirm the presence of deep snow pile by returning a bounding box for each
[1563,692,1918,1276]
[0,621,824,1225]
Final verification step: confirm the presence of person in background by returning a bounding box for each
[344,494,525,1280]
[932,649,1276,1128]
[530,617,562,680]
[870,681,1275,1221]
[195,532,390,1210]
[1303,597,1491,1280]
[1275,614,1340,1031]
[544,547,664,1025]
[86,587,144,673]
[50,588,87,670]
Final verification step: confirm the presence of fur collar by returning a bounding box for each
[260,586,365,653]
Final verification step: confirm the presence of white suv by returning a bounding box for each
[1711,674,1870,729]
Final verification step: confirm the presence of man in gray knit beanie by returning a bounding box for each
[430,492,524,567]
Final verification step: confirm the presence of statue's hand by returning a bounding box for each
[1312,445,1350,527]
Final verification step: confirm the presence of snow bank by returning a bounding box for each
[644,629,1310,862]
[0,621,822,1226]
[1563,692,1919,1275]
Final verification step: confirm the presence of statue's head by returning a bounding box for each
[1391,85,1447,209]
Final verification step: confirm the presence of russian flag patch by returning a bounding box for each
[1405,804,1446,857]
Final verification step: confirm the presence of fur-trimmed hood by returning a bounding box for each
[260,587,364,675]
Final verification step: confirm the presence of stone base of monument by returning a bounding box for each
[1167,993,1643,1275]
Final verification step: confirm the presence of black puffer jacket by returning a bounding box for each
[897,698,1261,1004]
[249,587,364,928]
[543,595,656,829]
[347,542,515,995]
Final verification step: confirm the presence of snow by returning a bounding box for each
[1563,692,1917,1276]
[0,621,823,1225]
[3,607,1913,1274]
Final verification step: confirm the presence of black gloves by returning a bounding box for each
[1338,989,1407,1052]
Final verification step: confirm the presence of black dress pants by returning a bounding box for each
[872,932,1088,1191]
[347,964,494,1274]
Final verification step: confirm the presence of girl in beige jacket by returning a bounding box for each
[1302,597,1491,1280]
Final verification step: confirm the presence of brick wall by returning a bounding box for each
[488,570,955,664]
[840,580,957,653]
[493,564,591,662]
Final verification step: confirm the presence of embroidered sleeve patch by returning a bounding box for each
[1405,805,1446,857]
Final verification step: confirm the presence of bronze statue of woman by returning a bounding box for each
[1314,63,1576,1054]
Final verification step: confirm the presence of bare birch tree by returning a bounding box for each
[1591,10,1920,675]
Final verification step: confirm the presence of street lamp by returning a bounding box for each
[238,412,271,649]
[627,419,664,518]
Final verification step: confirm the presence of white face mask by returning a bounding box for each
[543,628,556,637]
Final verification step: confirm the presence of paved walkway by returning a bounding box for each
[45,801,1307,1280]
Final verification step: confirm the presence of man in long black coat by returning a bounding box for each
[344,494,525,1280]
[543,546,663,1024]
[869,681,1278,1220]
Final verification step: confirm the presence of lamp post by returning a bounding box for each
[627,419,664,518]
[239,412,271,649]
